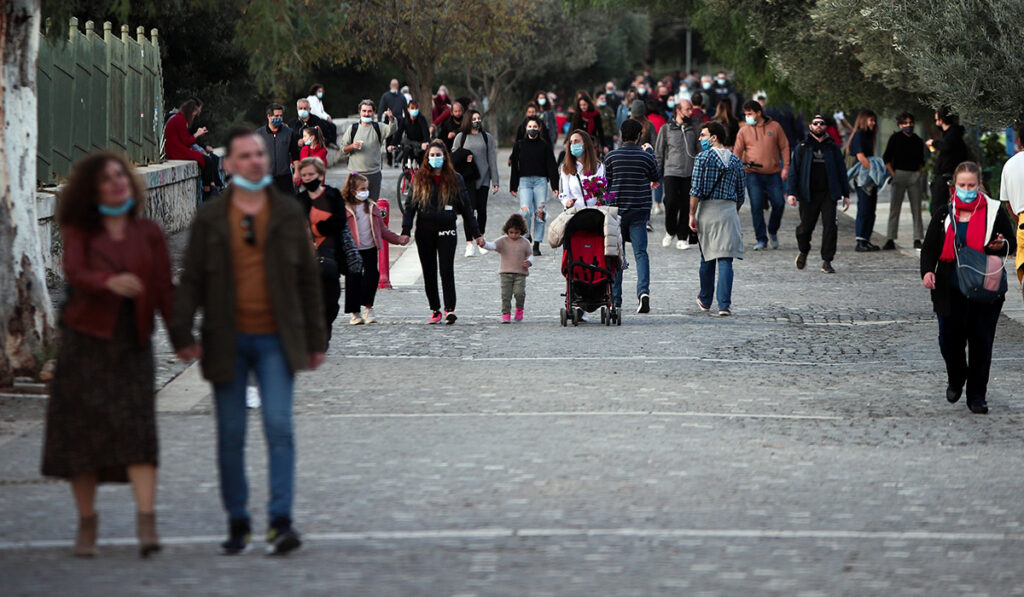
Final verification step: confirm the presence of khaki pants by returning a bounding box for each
[887,169,925,241]
[500,273,527,314]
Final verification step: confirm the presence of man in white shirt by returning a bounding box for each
[1000,124,1024,287]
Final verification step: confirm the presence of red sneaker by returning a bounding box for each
[428,311,442,324]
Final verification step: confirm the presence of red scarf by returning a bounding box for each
[939,188,987,262]
[580,110,600,134]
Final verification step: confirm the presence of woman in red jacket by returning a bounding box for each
[43,152,175,558]
[164,98,221,196]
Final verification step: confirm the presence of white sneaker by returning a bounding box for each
[653,203,664,215]
[349,313,364,325]
[464,243,477,257]
[361,307,376,323]
[478,246,489,255]
[245,386,261,409]
[676,240,691,250]
[661,233,673,248]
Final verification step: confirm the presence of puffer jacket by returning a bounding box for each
[546,205,623,259]
[655,120,701,178]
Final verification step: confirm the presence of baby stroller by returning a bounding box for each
[559,208,621,326]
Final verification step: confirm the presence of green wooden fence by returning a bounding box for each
[37,18,164,184]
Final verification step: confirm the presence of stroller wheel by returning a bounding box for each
[560,308,567,327]
[616,309,622,325]
[571,308,579,326]
[600,306,608,324]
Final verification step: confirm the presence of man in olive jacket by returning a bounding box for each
[171,128,326,556]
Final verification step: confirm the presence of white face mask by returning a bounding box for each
[355,190,370,201]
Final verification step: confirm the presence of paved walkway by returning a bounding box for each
[4,151,1024,596]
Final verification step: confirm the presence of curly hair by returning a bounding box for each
[502,213,528,235]
[57,152,145,231]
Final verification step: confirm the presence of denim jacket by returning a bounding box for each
[847,156,889,192]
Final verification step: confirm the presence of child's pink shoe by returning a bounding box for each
[501,313,511,324]
[514,308,524,322]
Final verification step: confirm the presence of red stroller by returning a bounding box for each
[559,208,621,326]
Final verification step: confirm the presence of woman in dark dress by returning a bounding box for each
[44,152,175,557]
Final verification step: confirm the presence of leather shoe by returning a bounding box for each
[946,384,962,403]
[967,400,989,414]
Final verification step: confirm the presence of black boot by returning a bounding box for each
[220,518,251,555]
[533,241,541,257]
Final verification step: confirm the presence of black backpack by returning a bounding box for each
[348,121,383,146]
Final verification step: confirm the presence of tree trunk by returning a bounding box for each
[0,0,54,386]
[404,61,434,120]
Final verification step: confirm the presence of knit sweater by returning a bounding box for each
[483,236,534,275]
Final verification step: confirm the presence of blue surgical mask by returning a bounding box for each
[428,156,445,169]
[716,78,726,85]
[98,198,135,217]
[538,98,547,106]
[955,187,978,203]
[271,117,283,127]
[298,109,310,119]
[702,82,712,90]
[744,116,757,126]
[667,100,676,109]
[360,116,373,124]
[232,174,273,192]
[700,139,712,151]
[304,139,312,146]
[409,109,419,118]
[570,143,584,157]
[316,91,324,99]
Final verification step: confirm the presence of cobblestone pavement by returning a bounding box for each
[5,152,1024,596]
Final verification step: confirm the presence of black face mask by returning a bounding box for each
[302,179,322,192]
[472,121,482,131]
[526,129,539,139]
[682,116,693,124]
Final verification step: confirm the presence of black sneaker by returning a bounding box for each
[637,293,650,314]
[795,252,808,270]
[220,518,251,555]
[266,517,302,556]
[532,242,542,257]
[821,260,835,274]
[946,384,962,404]
[855,241,869,252]
[913,240,923,249]
[865,241,881,251]
[444,311,458,325]
[882,239,896,250]
[967,400,989,414]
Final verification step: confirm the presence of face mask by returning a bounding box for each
[98,198,135,217]
[538,98,547,106]
[355,190,371,201]
[428,156,444,169]
[472,121,482,131]
[271,117,283,127]
[702,82,712,90]
[232,174,273,192]
[716,78,726,85]
[901,125,913,134]
[955,187,978,203]
[304,139,313,146]
[316,91,324,99]
[637,87,646,95]
[298,109,309,119]
[570,143,584,157]
[597,100,606,107]
[700,139,712,151]
[667,100,676,109]
[360,116,373,124]
[745,116,757,126]
[409,109,419,118]
[391,89,398,94]
[302,179,321,191]
[526,129,539,139]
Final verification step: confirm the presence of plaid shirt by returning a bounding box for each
[691,149,746,206]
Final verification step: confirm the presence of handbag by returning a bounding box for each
[317,245,341,280]
[950,207,1008,304]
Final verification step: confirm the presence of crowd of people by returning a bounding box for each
[43,69,1024,559]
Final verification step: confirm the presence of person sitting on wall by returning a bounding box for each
[164,97,224,199]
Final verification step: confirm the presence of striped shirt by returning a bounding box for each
[604,143,659,211]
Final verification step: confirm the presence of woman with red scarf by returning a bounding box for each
[570,92,607,154]
[920,161,1015,414]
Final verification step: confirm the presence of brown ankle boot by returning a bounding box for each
[137,512,162,558]
[73,514,98,557]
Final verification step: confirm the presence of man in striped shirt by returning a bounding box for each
[605,119,661,314]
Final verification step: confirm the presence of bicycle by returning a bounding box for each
[394,146,421,216]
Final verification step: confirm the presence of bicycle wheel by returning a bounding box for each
[396,170,413,215]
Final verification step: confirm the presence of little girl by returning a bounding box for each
[343,173,404,324]
[479,214,534,323]
[300,125,328,166]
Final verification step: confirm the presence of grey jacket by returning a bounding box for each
[452,131,499,189]
[256,124,299,177]
[654,120,700,178]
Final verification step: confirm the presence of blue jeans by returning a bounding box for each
[653,177,664,205]
[213,333,296,523]
[612,210,650,307]
[518,176,548,241]
[855,185,878,241]
[746,172,785,242]
[699,255,734,310]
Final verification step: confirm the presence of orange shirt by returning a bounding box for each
[228,201,276,333]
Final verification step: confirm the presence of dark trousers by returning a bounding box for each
[854,185,878,241]
[663,176,696,243]
[344,247,380,313]
[416,228,458,312]
[930,176,951,220]
[936,291,1002,404]
[200,153,223,188]
[468,185,490,240]
[273,174,294,196]
[322,273,341,340]
[795,191,838,261]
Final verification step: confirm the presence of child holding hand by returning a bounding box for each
[478,214,534,323]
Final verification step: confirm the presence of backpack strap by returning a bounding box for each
[349,122,383,145]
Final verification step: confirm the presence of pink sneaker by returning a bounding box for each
[514,308,524,321]
[501,313,511,324]
[428,311,442,324]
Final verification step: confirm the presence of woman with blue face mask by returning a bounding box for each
[558,130,606,208]
[396,100,431,164]
[920,161,1016,414]
[306,83,332,122]
[398,141,482,324]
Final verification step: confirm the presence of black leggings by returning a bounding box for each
[663,176,696,242]
[321,270,341,340]
[416,229,458,312]
[467,185,490,240]
[344,247,380,314]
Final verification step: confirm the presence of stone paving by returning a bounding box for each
[3,151,1024,596]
